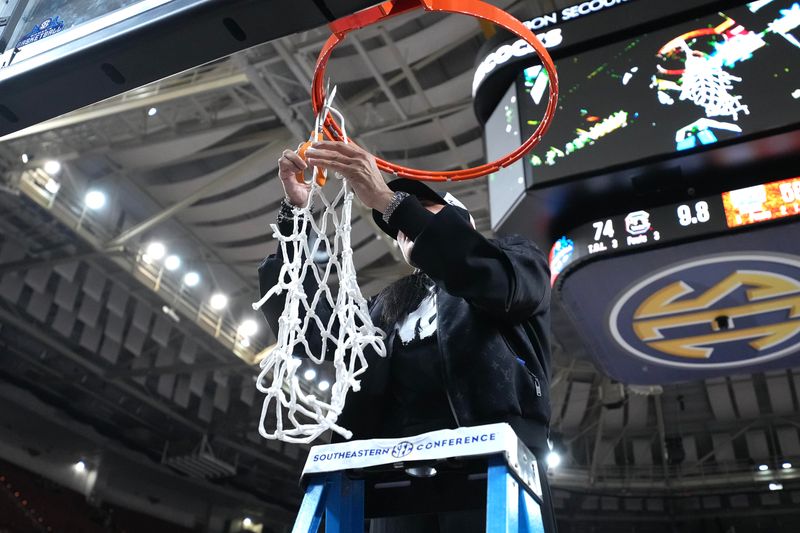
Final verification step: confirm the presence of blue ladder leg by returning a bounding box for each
[486,455,519,533]
[292,478,327,533]
[518,481,544,533]
[325,471,365,533]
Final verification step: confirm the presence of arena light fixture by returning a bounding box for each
[43,160,62,175]
[318,380,330,391]
[146,242,166,261]
[147,107,158,117]
[758,464,769,472]
[303,369,317,381]
[210,293,228,310]
[769,482,784,491]
[84,190,106,210]
[546,451,561,469]
[782,462,792,470]
[238,319,258,337]
[73,460,86,473]
[243,518,252,527]
[21,153,29,163]
[183,271,200,287]
[43,178,60,194]
[164,255,181,271]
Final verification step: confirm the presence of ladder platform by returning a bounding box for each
[293,424,546,532]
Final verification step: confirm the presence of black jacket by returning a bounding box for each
[258,201,552,451]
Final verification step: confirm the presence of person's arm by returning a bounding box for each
[392,196,550,320]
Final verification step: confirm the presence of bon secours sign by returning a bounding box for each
[473,0,633,95]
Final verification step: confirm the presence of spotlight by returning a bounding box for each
[21,153,29,164]
[210,293,228,310]
[238,319,258,337]
[147,107,158,117]
[43,160,61,175]
[164,255,181,271]
[782,462,792,470]
[161,305,180,323]
[183,271,200,287]
[758,464,769,472]
[43,178,60,194]
[769,482,784,491]
[146,242,166,261]
[73,460,86,473]
[303,369,317,381]
[318,380,330,391]
[84,190,106,210]
[546,451,561,469]
[243,518,252,527]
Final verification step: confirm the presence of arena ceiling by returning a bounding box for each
[0,0,799,529]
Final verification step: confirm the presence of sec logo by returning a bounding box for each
[609,253,800,369]
[391,441,414,458]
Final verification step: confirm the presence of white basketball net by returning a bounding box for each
[678,42,749,120]
[252,89,387,444]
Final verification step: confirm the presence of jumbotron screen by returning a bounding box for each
[518,0,800,186]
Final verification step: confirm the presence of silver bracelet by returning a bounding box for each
[382,191,410,225]
[276,198,298,224]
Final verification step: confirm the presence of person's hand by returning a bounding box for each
[278,145,311,207]
[305,141,394,212]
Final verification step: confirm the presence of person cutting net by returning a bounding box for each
[258,140,557,533]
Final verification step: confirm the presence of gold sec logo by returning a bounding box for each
[609,254,800,369]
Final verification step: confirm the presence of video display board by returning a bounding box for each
[486,82,527,230]
[518,0,800,186]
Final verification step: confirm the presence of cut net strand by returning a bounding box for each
[251,88,387,444]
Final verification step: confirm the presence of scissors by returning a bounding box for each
[295,81,338,187]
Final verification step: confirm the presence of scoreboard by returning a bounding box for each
[550,176,800,283]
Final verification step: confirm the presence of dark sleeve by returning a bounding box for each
[407,205,551,320]
[257,216,336,358]
[386,195,434,239]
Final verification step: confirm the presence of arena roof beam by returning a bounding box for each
[347,33,474,108]
[0,72,249,143]
[358,100,472,138]
[235,55,310,142]
[377,27,465,169]
[105,142,282,248]
[272,41,314,92]
[351,35,409,121]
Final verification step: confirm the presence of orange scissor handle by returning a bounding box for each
[311,0,559,182]
[295,140,328,187]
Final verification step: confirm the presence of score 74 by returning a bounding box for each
[592,219,614,241]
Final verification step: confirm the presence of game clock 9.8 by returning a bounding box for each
[677,201,711,226]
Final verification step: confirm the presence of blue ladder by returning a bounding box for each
[291,452,544,533]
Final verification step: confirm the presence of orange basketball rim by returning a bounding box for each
[310,0,559,182]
